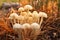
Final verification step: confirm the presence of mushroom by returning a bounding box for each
[24,5,33,12]
[9,13,18,24]
[20,11,33,24]
[31,23,40,30]
[18,7,24,15]
[13,23,22,29]
[13,23,23,40]
[22,23,31,38]
[17,15,25,24]
[22,23,31,29]
[39,12,48,30]
[32,11,39,23]
[24,5,33,20]
[31,23,40,39]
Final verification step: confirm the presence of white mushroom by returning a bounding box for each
[22,23,31,38]
[39,12,48,30]
[20,11,33,24]
[18,7,24,15]
[30,23,40,39]
[24,5,33,18]
[22,23,31,29]
[31,23,40,30]
[22,12,29,23]
[13,23,22,29]
[32,11,39,23]
[9,13,18,24]
[17,15,25,24]
[24,5,33,12]
[13,23,23,40]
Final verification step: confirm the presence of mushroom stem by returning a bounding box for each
[27,9,29,13]
[18,20,20,24]
[39,17,43,30]
[38,18,39,24]
[14,19,16,24]
[21,11,22,15]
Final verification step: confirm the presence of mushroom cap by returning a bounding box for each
[31,23,40,29]
[22,23,31,29]
[39,12,47,18]
[9,13,18,19]
[21,12,27,16]
[24,5,33,10]
[32,11,39,18]
[17,15,25,24]
[13,23,22,29]
[18,7,24,12]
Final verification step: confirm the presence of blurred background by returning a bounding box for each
[0,0,60,17]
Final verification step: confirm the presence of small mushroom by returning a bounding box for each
[39,12,48,30]
[13,23,22,29]
[13,23,23,40]
[31,23,40,30]
[9,13,18,24]
[32,11,39,23]
[24,5,33,12]
[22,23,31,37]
[31,23,40,39]
[17,15,25,24]
[18,7,24,15]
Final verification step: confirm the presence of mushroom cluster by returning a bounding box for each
[9,5,48,40]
